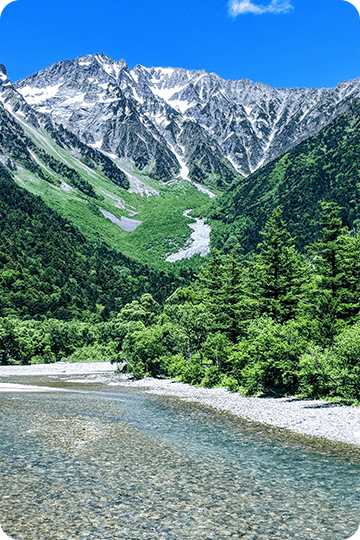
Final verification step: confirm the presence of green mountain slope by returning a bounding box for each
[0,164,184,320]
[0,103,129,191]
[211,101,360,253]
[0,102,214,271]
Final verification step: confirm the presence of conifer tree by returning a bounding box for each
[307,202,360,344]
[250,207,305,323]
[197,248,255,343]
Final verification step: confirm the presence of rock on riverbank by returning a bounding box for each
[1,363,360,447]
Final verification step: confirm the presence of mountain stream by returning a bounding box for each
[0,373,360,540]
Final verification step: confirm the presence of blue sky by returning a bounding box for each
[0,0,360,88]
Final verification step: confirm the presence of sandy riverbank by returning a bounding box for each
[1,362,360,447]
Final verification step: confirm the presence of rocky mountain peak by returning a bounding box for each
[13,54,360,186]
[0,66,41,128]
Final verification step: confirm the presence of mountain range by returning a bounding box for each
[12,53,360,184]
[1,53,360,267]
[211,100,360,254]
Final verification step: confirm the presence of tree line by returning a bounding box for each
[3,202,360,403]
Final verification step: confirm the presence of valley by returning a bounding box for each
[2,53,360,405]
[2,54,360,271]
[2,0,360,537]
[11,124,214,271]
[0,65,215,271]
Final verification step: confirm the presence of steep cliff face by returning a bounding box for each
[0,64,129,191]
[14,53,360,187]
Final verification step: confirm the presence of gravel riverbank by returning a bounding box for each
[0,361,115,376]
[1,362,360,447]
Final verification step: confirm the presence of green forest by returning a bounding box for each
[3,98,360,405]
[2,156,360,404]
[0,164,189,320]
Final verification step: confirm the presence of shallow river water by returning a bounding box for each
[0,374,360,540]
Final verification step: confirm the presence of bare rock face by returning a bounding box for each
[14,53,360,186]
[0,60,129,191]
[0,63,41,127]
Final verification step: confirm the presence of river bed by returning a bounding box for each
[1,373,360,540]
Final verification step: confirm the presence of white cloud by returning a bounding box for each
[229,0,293,16]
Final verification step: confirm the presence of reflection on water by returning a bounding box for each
[0,374,359,540]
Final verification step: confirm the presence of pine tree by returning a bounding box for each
[250,207,305,324]
[198,248,255,343]
[307,202,360,344]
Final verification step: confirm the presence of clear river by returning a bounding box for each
[0,373,360,540]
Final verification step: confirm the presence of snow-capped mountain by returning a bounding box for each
[0,62,129,191]
[13,53,360,186]
[0,63,42,127]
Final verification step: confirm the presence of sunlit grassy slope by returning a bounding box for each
[13,122,215,271]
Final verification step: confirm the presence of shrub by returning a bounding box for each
[166,354,188,379]
[231,318,307,396]
[167,353,205,385]
[200,366,222,388]
[298,347,337,398]
[299,323,360,402]
[218,374,240,392]
[62,343,118,363]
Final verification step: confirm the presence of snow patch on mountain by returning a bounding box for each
[150,83,188,102]
[168,98,194,114]
[153,67,175,78]
[63,93,86,105]
[90,139,103,150]
[166,209,210,262]
[100,209,142,232]
[60,180,73,192]
[118,168,160,198]
[167,143,190,181]
[192,182,216,199]
[94,54,122,80]
[18,84,62,105]
[14,53,360,184]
